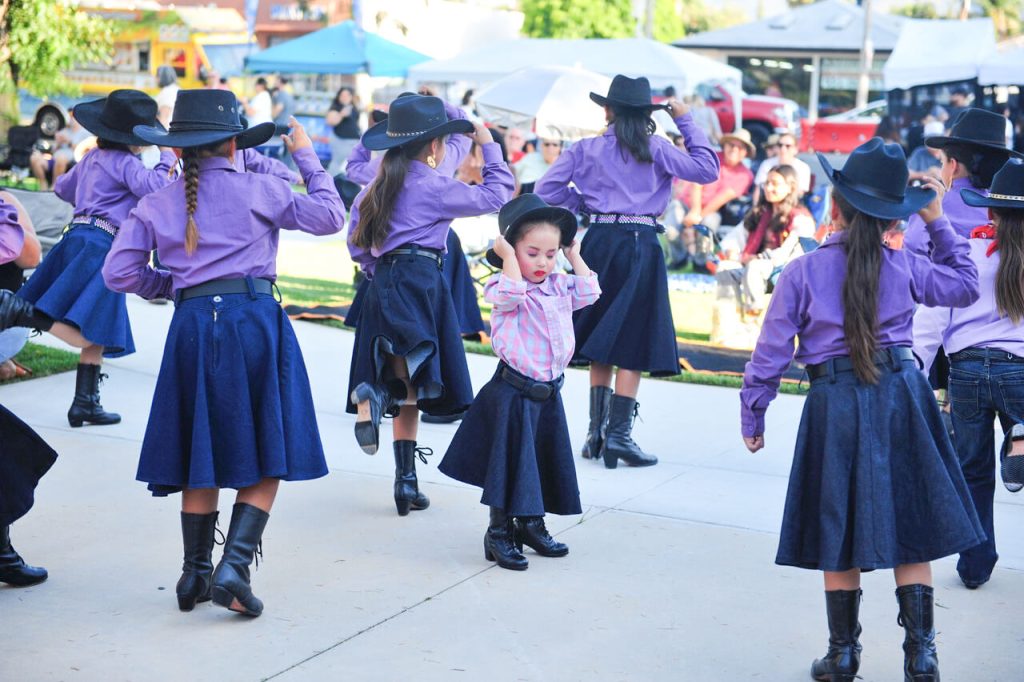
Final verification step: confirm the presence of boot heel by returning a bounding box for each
[484,543,495,562]
[211,585,233,608]
[602,448,618,469]
[68,417,83,428]
[178,594,197,612]
[395,497,411,516]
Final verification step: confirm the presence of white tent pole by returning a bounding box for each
[856,0,874,110]
[808,54,821,124]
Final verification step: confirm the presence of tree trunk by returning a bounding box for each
[0,0,19,136]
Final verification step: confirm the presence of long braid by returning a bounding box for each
[183,147,200,255]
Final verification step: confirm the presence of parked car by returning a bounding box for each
[693,81,801,157]
[799,99,886,154]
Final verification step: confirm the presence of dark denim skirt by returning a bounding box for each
[0,404,58,526]
[17,224,134,357]
[571,225,679,376]
[439,364,581,516]
[346,252,473,417]
[776,357,985,572]
[137,292,328,496]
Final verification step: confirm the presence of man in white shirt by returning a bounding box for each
[753,131,811,202]
[244,78,273,127]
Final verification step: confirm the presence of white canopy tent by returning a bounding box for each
[408,38,742,94]
[979,45,1024,85]
[883,18,996,90]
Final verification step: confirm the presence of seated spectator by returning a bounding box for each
[29,112,90,191]
[715,165,815,316]
[752,132,810,203]
[504,127,527,164]
[907,120,945,181]
[0,192,40,380]
[874,115,905,151]
[513,138,562,194]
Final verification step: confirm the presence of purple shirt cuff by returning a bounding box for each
[741,407,765,438]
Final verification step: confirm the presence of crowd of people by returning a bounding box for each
[0,70,1022,682]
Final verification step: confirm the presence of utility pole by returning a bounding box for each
[856,0,873,109]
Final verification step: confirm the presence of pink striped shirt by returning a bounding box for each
[485,272,601,382]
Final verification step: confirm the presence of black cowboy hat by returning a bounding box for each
[362,95,473,151]
[485,194,578,268]
[590,75,667,111]
[73,90,164,147]
[925,108,1022,158]
[962,159,1024,210]
[133,89,275,150]
[333,174,363,211]
[817,138,934,221]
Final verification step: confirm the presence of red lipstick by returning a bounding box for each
[533,270,546,277]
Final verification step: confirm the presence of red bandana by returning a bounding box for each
[970,224,999,257]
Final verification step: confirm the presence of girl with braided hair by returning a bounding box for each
[103,89,344,618]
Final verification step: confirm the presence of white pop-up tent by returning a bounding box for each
[979,45,1024,85]
[408,37,741,94]
[883,18,996,90]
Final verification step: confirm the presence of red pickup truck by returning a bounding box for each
[694,81,801,157]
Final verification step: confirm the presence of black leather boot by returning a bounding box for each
[393,440,430,516]
[600,395,658,468]
[67,363,121,427]
[811,589,862,682]
[514,516,569,557]
[0,290,53,332]
[484,507,528,571]
[581,386,612,461]
[896,584,940,682]
[350,380,402,455]
[211,503,269,617]
[176,511,219,612]
[0,525,47,587]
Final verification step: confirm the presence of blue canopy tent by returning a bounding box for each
[244,21,430,76]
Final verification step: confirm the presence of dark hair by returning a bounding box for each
[461,89,474,106]
[610,106,655,163]
[96,138,132,152]
[832,191,892,383]
[873,116,902,143]
[278,76,289,85]
[942,143,1006,189]
[993,208,1024,324]
[509,220,560,248]
[743,164,802,238]
[256,77,268,88]
[334,86,354,103]
[181,139,234,255]
[352,137,439,250]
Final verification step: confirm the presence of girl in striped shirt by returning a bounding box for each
[440,194,600,571]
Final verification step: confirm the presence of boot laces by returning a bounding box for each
[633,402,644,423]
[214,521,225,546]
[254,541,263,569]
[414,446,433,464]
[98,372,109,386]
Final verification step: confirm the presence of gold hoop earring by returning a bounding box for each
[427,155,437,169]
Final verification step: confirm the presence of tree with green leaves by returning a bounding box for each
[520,0,635,39]
[0,0,113,130]
[652,0,747,42]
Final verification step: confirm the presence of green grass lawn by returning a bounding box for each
[0,342,79,385]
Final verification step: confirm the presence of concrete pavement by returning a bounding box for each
[2,296,1022,682]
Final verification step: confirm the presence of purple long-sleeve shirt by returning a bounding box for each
[913,237,1024,369]
[534,114,719,215]
[54,148,177,225]
[236,148,300,184]
[0,197,23,265]
[904,177,988,255]
[740,216,980,437]
[347,142,514,275]
[345,102,472,186]
[103,146,344,300]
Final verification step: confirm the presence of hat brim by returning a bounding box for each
[961,187,1024,210]
[720,133,756,157]
[925,134,1024,159]
[589,92,666,111]
[131,121,276,150]
[361,118,475,151]
[817,152,934,221]
[486,206,578,269]
[74,99,165,146]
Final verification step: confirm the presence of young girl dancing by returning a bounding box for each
[535,74,719,469]
[103,89,344,617]
[439,194,599,570]
[346,95,514,516]
[741,139,985,682]
[0,90,176,426]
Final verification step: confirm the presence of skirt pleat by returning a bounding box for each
[571,226,678,375]
[0,405,58,526]
[17,225,134,357]
[439,368,580,517]
[776,359,986,571]
[137,292,327,496]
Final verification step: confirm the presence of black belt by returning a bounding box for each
[498,361,564,402]
[806,347,916,381]
[949,347,1024,363]
[176,277,274,303]
[381,246,443,269]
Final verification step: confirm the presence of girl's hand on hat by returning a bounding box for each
[916,175,946,224]
[493,234,515,261]
[743,435,764,453]
[471,122,493,145]
[666,99,689,118]
[562,239,581,261]
[282,117,311,153]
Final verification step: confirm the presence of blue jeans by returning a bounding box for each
[948,347,1024,584]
